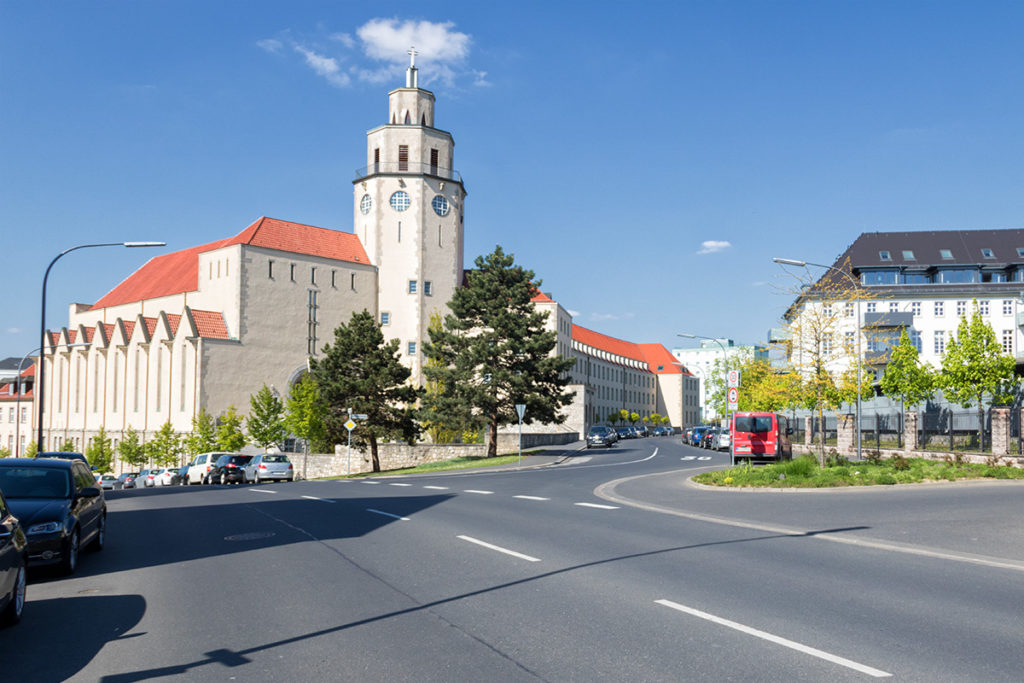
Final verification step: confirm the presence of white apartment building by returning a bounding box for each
[670,340,768,422]
[782,229,1024,381]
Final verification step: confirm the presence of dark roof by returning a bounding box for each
[844,229,1024,269]
[0,357,25,371]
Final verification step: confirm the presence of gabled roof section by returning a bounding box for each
[844,229,1024,269]
[571,325,685,375]
[188,309,230,340]
[91,217,369,310]
[637,344,686,375]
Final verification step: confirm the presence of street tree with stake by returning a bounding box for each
[311,310,421,473]
[247,384,288,451]
[424,246,575,458]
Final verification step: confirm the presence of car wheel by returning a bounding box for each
[61,528,80,576]
[254,472,261,484]
[89,514,106,551]
[286,477,293,482]
[0,564,25,626]
[218,473,225,486]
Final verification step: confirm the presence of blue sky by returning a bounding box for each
[3,1,1024,363]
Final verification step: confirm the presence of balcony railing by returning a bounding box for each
[355,162,462,183]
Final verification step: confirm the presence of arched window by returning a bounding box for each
[421,113,425,125]
[404,111,411,124]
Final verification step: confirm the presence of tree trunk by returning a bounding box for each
[978,398,985,452]
[487,412,499,458]
[369,434,380,473]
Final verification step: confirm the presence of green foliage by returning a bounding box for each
[118,427,147,468]
[879,329,935,408]
[58,437,75,452]
[422,312,461,444]
[940,304,1018,407]
[629,411,640,424]
[423,246,575,457]
[85,426,114,473]
[145,421,181,467]
[618,409,630,424]
[247,384,288,450]
[22,441,38,458]
[285,375,327,452]
[184,408,218,456]
[890,454,910,471]
[216,405,248,452]
[607,412,620,425]
[0,447,9,458]
[311,310,422,472]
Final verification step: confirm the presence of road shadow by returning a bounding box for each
[0,594,146,683]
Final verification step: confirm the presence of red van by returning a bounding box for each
[731,412,792,461]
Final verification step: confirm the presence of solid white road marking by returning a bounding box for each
[389,483,413,487]
[655,600,892,678]
[457,535,541,562]
[366,508,410,521]
[514,495,550,501]
[248,489,277,494]
[575,502,619,510]
[301,495,335,503]
[464,489,493,495]
[423,485,448,490]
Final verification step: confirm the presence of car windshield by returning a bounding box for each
[0,467,72,499]
[228,456,252,465]
[262,456,289,463]
[735,415,774,433]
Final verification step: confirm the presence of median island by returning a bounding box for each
[693,454,1024,488]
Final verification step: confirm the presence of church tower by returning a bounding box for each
[354,49,466,385]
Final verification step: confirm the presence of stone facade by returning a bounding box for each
[837,413,855,455]
[903,410,918,451]
[991,407,1010,456]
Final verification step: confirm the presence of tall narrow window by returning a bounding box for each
[381,312,391,325]
[133,350,140,412]
[373,147,380,170]
[1003,330,1014,354]
[269,260,274,279]
[397,221,401,242]
[1004,300,1014,316]
[934,330,946,355]
[430,148,438,175]
[398,145,409,171]
[307,290,320,355]
[112,355,119,413]
[424,281,433,296]
[351,273,356,290]
[180,350,187,411]
[93,359,100,412]
[980,300,990,316]
[155,347,162,412]
[311,267,317,285]
[75,357,81,413]
[331,270,337,288]
[290,264,296,282]
[408,280,417,294]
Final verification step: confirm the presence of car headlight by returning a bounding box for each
[27,521,62,535]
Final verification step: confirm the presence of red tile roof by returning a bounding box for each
[166,313,182,337]
[92,217,369,309]
[103,323,115,340]
[82,327,95,343]
[121,320,136,340]
[571,324,685,374]
[190,309,230,339]
[143,317,157,338]
[531,291,554,303]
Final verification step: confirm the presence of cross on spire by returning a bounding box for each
[408,47,418,68]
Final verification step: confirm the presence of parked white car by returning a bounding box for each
[243,454,295,484]
[184,452,234,485]
[154,467,180,486]
[712,430,732,451]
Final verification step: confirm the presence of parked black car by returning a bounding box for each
[615,426,635,440]
[36,451,90,466]
[586,425,616,448]
[0,458,106,575]
[209,455,253,485]
[0,487,28,626]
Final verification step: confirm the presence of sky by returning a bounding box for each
[3,1,1024,363]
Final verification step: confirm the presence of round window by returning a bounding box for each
[432,195,450,216]
[389,191,411,212]
[359,194,372,214]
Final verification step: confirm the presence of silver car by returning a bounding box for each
[243,454,294,484]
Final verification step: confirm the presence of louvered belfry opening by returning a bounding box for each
[430,148,438,175]
[399,145,409,171]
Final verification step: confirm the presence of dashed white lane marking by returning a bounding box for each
[575,502,619,510]
[248,488,277,494]
[301,495,335,503]
[514,495,550,501]
[366,508,410,521]
[390,483,413,487]
[681,456,697,461]
[698,456,713,461]
[457,535,541,562]
[464,489,493,495]
[423,485,448,490]
[655,600,892,678]
[361,481,380,484]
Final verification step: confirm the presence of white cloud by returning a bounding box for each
[471,69,491,87]
[257,38,283,53]
[6,327,21,334]
[357,19,470,63]
[590,312,636,322]
[697,240,731,255]
[294,46,351,88]
[567,309,580,318]
[330,32,356,49]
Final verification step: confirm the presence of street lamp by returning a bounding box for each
[772,256,863,460]
[678,331,730,418]
[37,241,165,450]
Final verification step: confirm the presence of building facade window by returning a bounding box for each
[398,145,409,171]
[956,301,967,317]
[1003,330,1014,355]
[290,264,296,282]
[822,303,832,317]
[311,267,317,285]
[112,355,119,413]
[424,281,432,296]
[934,301,944,317]
[910,330,922,352]
[408,342,417,356]
[390,191,411,212]
[155,347,162,412]
[1003,300,1013,316]
[889,302,899,313]
[408,280,417,294]
[381,312,390,325]
[307,290,319,356]
[911,301,921,316]
[866,302,877,313]
[268,260,274,279]
[979,300,990,316]
[934,330,946,355]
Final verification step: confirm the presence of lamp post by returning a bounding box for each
[678,333,728,423]
[37,241,165,450]
[773,256,863,461]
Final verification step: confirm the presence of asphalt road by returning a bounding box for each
[3,436,1024,681]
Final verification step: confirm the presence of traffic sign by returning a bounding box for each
[515,404,526,420]
[344,419,356,431]
[727,370,741,388]
[351,414,368,420]
[727,387,739,410]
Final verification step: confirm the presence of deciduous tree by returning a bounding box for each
[247,385,288,451]
[145,421,181,467]
[118,427,147,468]
[184,408,218,457]
[285,375,327,453]
[216,405,248,452]
[879,329,935,410]
[85,426,114,473]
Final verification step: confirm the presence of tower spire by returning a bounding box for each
[406,46,419,88]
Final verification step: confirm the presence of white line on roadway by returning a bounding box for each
[389,483,413,487]
[366,508,410,521]
[423,485,448,490]
[464,489,493,495]
[301,495,335,503]
[361,481,380,484]
[655,599,892,678]
[514,495,550,501]
[457,535,541,562]
[575,502,619,509]
[248,489,277,494]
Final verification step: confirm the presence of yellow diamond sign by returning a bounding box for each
[344,419,356,431]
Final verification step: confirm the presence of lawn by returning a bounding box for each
[693,454,1024,488]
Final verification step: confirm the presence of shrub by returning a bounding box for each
[876,473,897,485]
[985,454,1004,467]
[865,450,883,464]
[779,455,818,478]
[825,453,851,467]
[890,454,910,471]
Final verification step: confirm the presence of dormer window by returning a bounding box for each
[1016,248,1024,258]
[981,248,995,259]
[902,250,915,260]
[940,249,953,260]
[879,250,892,261]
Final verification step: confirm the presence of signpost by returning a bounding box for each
[344,412,366,476]
[515,403,526,466]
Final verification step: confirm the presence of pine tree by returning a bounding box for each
[247,385,288,451]
[424,246,575,458]
[310,310,422,472]
[85,426,114,473]
[216,405,248,452]
[184,408,218,456]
